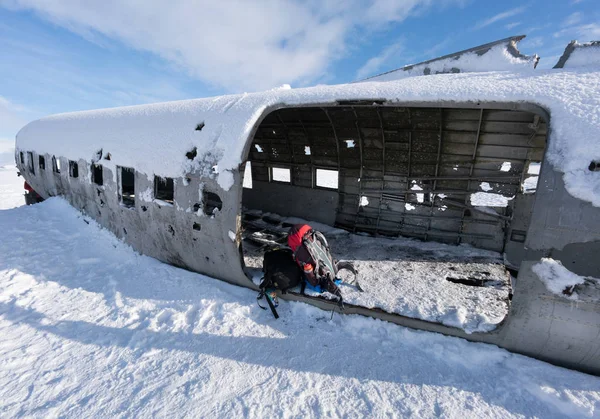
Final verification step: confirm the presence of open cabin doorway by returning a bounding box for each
[240,104,547,333]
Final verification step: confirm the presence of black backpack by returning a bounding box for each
[257,248,303,318]
[261,248,303,292]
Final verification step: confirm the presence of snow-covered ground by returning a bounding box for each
[0,165,25,210]
[242,212,510,334]
[1,176,600,417]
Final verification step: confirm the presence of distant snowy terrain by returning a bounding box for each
[0,165,25,210]
[1,172,600,417]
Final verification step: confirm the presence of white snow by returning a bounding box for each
[563,43,600,69]
[304,146,311,155]
[532,258,594,300]
[523,176,539,193]
[410,181,424,203]
[1,197,600,417]
[0,166,25,210]
[15,68,600,207]
[480,182,493,192]
[228,230,236,242]
[364,43,538,83]
[470,192,513,207]
[345,140,355,148]
[500,162,512,172]
[359,196,369,207]
[138,187,153,202]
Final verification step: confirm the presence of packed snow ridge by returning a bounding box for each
[364,43,538,82]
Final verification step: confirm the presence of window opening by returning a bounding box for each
[271,167,290,183]
[522,161,541,194]
[19,152,24,164]
[118,166,135,208]
[27,152,35,174]
[92,164,103,185]
[154,176,174,204]
[52,156,61,174]
[69,160,79,178]
[316,168,338,189]
[39,155,45,170]
[243,161,253,189]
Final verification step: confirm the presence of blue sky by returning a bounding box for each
[0,0,598,147]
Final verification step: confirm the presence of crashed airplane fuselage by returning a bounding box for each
[14,37,600,375]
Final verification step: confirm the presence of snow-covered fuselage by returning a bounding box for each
[14,69,600,375]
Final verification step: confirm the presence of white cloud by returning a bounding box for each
[1,0,466,92]
[0,96,25,163]
[576,23,600,39]
[473,6,527,30]
[505,21,521,30]
[0,96,31,140]
[521,36,544,49]
[554,23,600,40]
[0,138,16,153]
[563,12,583,27]
[356,41,403,80]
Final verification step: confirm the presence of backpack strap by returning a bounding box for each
[257,274,279,319]
[257,290,280,319]
[302,230,337,280]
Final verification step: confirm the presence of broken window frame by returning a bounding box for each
[117,166,136,208]
[69,160,79,178]
[91,163,103,186]
[154,176,174,205]
[27,151,35,174]
[52,156,61,174]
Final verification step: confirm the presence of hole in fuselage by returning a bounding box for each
[186,147,198,160]
[240,105,549,332]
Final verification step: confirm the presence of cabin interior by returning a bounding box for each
[241,104,547,331]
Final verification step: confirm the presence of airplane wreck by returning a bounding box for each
[14,36,600,374]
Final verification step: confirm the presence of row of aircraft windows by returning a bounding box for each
[19,151,174,209]
[20,151,79,178]
[242,161,339,190]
